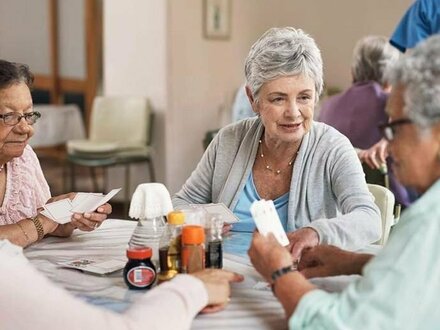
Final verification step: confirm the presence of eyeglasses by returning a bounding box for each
[0,111,41,126]
[378,118,413,141]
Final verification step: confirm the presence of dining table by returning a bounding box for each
[24,219,367,329]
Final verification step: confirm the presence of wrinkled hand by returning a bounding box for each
[287,228,319,262]
[248,232,293,283]
[47,193,112,233]
[70,203,112,232]
[298,245,364,279]
[192,269,244,313]
[222,223,233,235]
[357,138,389,169]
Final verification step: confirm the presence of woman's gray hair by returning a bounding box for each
[351,35,400,85]
[386,34,440,128]
[244,27,323,102]
[0,59,34,90]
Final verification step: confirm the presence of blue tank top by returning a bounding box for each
[232,172,289,233]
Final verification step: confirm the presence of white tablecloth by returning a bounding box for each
[29,104,86,148]
[24,219,366,329]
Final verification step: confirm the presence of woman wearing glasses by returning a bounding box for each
[0,60,111,247]
[248,35,440,329]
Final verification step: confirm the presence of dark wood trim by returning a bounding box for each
[48,0,60,104]
[84,0,101,133]
[33,74,86,94]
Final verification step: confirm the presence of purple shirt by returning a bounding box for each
[318,81,388,149]
[318,81,410,206]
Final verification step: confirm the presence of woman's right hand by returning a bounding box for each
[192,269,244,313]
[298,245,372,278]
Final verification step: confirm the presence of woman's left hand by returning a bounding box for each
[70,203,112,232]
[248,231,293,283]
[287,227,320,262]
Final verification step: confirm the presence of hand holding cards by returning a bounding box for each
[250,199,289,246]
[41,188,121,224]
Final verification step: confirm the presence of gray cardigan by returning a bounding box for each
[173,118,381,249]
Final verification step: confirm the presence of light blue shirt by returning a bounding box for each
[232,172,289,232]
[290,179,440,329]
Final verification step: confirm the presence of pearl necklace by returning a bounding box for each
[259,140,298,175]
[0,164,4,172]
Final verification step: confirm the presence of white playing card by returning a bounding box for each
[189,203,239,224]
[44,199,73,223]
[250,199,289,246]
[71,188,121,213]
[72,192,102,209]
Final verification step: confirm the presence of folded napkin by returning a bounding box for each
[129,183,173,219]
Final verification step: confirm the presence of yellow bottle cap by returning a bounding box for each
[167,211,185,225]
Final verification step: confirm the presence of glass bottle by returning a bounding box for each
[205,213,223,269]
[158,211,185,282]
[124,247,157,290]
[181,225,205,274]
[128,215,166,262]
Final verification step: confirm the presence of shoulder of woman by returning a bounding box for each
[217,117,260,141]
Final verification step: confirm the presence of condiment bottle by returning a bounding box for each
[205,213,223,269]
[181,225,205,274]
[158,211,185,282]
[124,247,157,290]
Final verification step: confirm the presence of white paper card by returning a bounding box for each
[250,199,289,246]
[58,258,125,275]
[71,188,121,213]
[190,203,239,224]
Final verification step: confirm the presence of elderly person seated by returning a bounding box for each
[173,27,381,260]
[318,35,410,207]
[0,240,243,329]
[0,59,111,247]
[249,34,440,329]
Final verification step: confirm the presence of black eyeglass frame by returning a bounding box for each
[378,118,413,142]
[0,111,41,126]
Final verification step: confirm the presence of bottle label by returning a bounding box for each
[126,266,156,287]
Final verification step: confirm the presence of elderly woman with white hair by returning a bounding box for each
[249,34,440,329]
[173,27,381,260]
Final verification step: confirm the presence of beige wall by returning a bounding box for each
[102,0,413,195]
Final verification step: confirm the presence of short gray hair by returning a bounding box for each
[244,27,323,102]
[351,36,400,85]
[386,35,440,128]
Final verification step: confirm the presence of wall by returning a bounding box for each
[165,0,412,193]
[103,0,167,198]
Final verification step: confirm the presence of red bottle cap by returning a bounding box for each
[126,247,153,259]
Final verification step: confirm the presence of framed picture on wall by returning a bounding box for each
[203,0,231,40]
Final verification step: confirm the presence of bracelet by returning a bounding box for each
[270,264,298,294]
[17,221,30,243]
[271,264,297,283]
[31,215,44,241]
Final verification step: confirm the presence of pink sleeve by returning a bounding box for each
[0,145,51,225]
[0,240,208,330]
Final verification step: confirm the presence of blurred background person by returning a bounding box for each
[318,35,410,207]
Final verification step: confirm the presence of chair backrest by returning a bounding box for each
[368,183,395,245]
[89,96,152,149]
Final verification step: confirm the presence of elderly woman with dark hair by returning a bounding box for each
[173,27,381,260]
[318,36,411,207]
[0,59,111,247]
[249,34,440,329]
